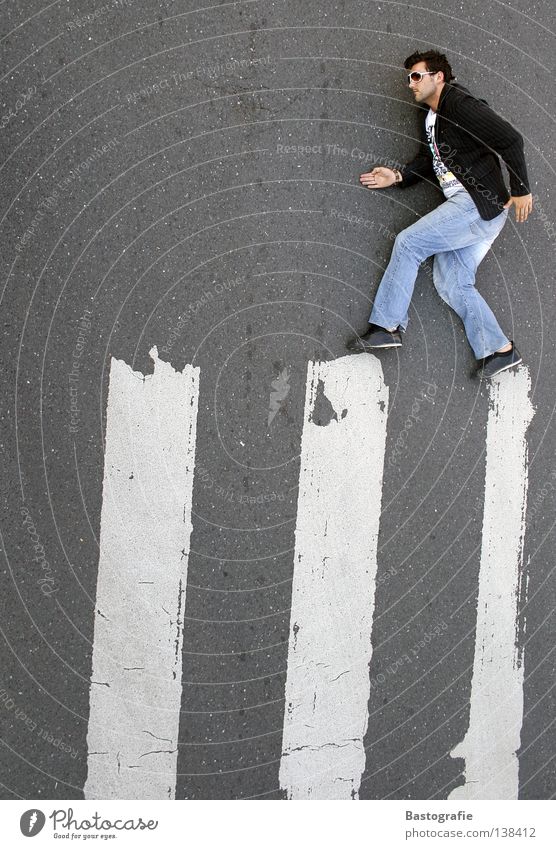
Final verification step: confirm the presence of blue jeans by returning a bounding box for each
[368,191,510,359]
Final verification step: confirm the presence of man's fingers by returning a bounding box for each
[360,166,395,188]
[516,201,532,223]
[525,200,533,221]
[506,195,533,222]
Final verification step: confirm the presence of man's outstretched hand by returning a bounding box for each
[360,167,397,189]
[504,194,533,223]
[361,169,533,223]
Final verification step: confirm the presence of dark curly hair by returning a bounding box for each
[403,50,455,83]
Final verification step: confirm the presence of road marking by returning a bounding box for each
[279,355,389,799]
[449,367,534,800]
[84,347,199,800]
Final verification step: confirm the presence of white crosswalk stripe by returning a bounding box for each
[279,356,389,799]
[449,367,534,800]
[84,347,199,800]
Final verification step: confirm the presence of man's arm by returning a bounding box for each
[396,149,434,187]
[452,93,531,197]
[359,148,434,190]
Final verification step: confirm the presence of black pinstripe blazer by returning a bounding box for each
[396,82,531,220]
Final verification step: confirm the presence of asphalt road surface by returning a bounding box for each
[1,0,555,800]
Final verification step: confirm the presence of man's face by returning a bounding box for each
[408,61,443,104]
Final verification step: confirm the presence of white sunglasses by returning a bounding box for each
[406,70,439,84]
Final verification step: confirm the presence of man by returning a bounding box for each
[347,50,532,378]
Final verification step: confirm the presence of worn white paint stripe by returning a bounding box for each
[280,355,389,799]
[449,367,534,800]
[84,346,199,800]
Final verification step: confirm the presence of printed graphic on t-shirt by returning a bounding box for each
[425,110,466,197]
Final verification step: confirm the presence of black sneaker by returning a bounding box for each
[346,323,402,352]
[477,342,522,379]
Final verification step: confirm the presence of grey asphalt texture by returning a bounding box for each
[0,0,554,800]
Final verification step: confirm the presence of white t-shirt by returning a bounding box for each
[425,109,468,198]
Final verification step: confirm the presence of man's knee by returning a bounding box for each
[394,226,430,262]
[393,230,415,259]
[394,227,412,249]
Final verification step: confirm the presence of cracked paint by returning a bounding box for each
[449,368,534,801]
[84,349,199,800]
[280,356,389,799]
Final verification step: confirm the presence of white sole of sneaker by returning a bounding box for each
[366,343,402,348]
[347,342,402,352]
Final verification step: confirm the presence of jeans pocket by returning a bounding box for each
[469,210,506,239]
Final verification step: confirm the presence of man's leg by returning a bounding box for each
[432,242,509,359]
[367,192,504,333]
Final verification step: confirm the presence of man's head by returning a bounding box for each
[403,50,455,108]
